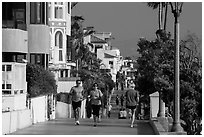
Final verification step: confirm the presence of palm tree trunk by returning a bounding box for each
[164,2,168,30]
[158,2,162,30]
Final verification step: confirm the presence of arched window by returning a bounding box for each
[55,31,63,48]
[55,31,63,61]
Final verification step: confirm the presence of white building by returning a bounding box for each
[48,2,76,82]
[84,32,111,53]
[84,32,122,82]
[121,59,137,87]
[97,47,123,82]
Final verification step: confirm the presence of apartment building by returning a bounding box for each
[2,2,51,111]
[2,2,75,109]
[2,2,50,68]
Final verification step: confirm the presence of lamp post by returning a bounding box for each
[170,2,184,132]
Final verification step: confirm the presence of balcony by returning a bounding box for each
[2,28,28,53]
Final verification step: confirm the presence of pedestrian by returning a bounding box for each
[69,80,84,125]
[116,94,119,106]
[89,83,103,127]
[107,103,112,118]
[120,94,124,107]
[125,82,139,128]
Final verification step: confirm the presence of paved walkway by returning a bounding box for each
[10,89,155,135]
[10,118,155,135]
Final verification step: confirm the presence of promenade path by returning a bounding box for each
[10,118,155,135]
[10,89,156,135]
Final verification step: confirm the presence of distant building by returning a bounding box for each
[84,32,122,82]
[121,59,137,88]
[84,32,112,54]
[97,47,123,82]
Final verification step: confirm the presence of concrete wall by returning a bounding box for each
[30,96,48,124]
[28,24,50,53]
[2,95,55,135]
[2,94,27,111]
[149,92,159,118]
[57,80,76,93]
[2,109,32,135]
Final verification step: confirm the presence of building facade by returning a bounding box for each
[47,2,76,82]
[2,2,50,69]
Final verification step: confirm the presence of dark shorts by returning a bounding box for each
[91,105,101,117]
[72,101,82,110]
[126,106,137,110]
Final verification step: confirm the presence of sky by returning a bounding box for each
[72,2,202,57]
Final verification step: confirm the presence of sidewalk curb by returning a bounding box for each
[149,118,166,135]
[149,118,187,135]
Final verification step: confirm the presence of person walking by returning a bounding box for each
[89,83,103,127]
[125,82,139,128]
[120,94,124,107]
[69,80,84,125]
[116,94,119,106]
[107,103,112,118]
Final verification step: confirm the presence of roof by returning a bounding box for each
[91,35,107,43]
[104,53,117,58]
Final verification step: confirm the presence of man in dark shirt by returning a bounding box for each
[125,83,139,128]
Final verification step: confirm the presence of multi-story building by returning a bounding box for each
[2,2,50,68]
[47,2,76,82]
[2,2,75,109]
[2,2,50,111]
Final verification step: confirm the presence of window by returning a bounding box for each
[6,65,12,71]
[59,50,63,61]
[55,31,63,48]
[30,2,45,24]
[109,61,113,69]
[54,2,64,19]
[30,54,47,69]
[68,2,70,14]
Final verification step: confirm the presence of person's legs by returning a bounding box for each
[130,108,136,128]
[92,105,100,126]
[72,101,81,125]
[75,107,81,123]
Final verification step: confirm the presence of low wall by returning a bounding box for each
[30,95,48,124]
[2,94,55,135]
[2,109,32,135]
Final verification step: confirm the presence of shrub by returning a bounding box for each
[26,63,57,98]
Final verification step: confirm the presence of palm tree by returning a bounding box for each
[147,2,169,39]
[147,2,170,118]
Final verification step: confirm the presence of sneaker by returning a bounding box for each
[75,121,80,125]
[93,124,97,127]
[130,124,134,128]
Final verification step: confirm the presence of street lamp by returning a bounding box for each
[170,2,184,132]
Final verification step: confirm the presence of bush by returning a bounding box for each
[26,63,57,98]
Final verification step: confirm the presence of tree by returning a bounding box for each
[147,2,169,39]
[26,63,57,98]
[136,33,202,134]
